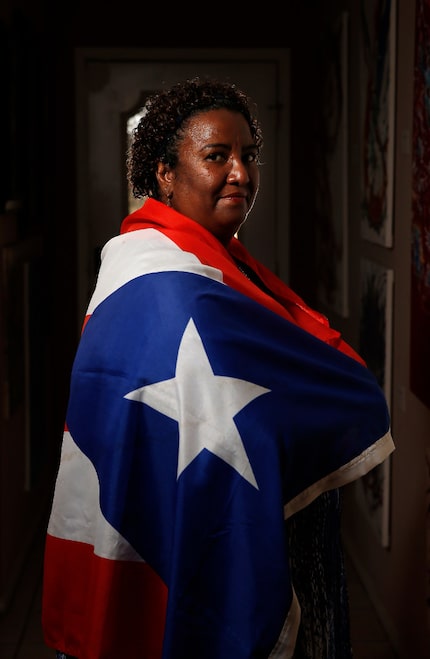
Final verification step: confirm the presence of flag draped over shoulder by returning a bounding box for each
[42,199,394,659]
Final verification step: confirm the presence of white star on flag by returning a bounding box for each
[124,318,270,488]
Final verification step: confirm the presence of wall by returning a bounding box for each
[290,1,429,656]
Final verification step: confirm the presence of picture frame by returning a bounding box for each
[316,11,349,317]
[410,0,430,409]
[354,258,394,548]
[359,0,397,247]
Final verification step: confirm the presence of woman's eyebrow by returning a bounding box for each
[201,142,257,150]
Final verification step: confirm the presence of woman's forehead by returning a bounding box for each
[181,108,254,145]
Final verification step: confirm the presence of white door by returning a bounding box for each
[76,48,290,322]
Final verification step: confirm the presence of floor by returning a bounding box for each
[0,524,399,659]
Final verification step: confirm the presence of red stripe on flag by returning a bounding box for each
[42,534,167,659]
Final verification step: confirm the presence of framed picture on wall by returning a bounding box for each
[359,0,397,247]
[410,0,430,409]
[354,258,394,548]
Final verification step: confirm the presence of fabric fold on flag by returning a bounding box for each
[42,198,394,659]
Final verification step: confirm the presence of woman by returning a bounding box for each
[42,77,394,659]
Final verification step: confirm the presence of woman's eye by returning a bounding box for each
[206,152,226,162]
[205,151,259,164]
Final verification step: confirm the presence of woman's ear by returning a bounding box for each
[156,162,174,205]
[156,162,174,187]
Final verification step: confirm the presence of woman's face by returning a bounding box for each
[157,108,260,245]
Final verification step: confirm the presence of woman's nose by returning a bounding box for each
[227,156,249,184]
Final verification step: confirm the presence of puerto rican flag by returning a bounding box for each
[42,199,394,659]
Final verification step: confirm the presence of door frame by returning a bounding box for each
[75,48,290,325]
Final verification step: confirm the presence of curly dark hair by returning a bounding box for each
[126,77,264,201]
